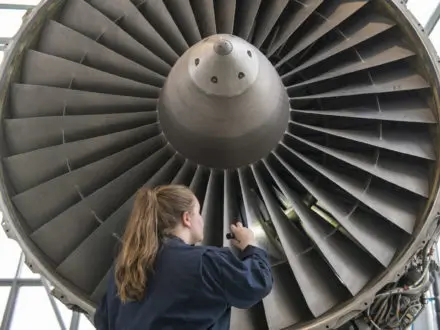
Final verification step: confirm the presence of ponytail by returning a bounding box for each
[115,185,195,302]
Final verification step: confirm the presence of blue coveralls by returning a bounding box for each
[94,235,273,330]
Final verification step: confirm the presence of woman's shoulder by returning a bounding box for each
[200,246,238,264]
[185,244,234,261]
[196,244,230,253]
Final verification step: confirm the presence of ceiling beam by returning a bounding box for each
[0,3,34,10]
[0,37,11,44]
[426,1,440,35]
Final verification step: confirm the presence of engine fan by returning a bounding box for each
[1,0,440,329]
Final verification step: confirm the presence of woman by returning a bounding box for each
[94,184,273,330]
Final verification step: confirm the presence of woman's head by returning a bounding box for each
[115,184,204,302]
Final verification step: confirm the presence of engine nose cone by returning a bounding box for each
[158,34,289,169]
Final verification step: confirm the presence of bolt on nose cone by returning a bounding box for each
[213,38,233,55]
[188,34,260,97]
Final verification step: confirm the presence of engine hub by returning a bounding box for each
[159,34,289,168]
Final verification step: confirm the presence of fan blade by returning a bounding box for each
[171,160,197,185]
[286,133,429,197]
[10,84,157,118]
[252,0,289,49]
[223,169,238,248]
[237,167,285,265]
[270,151,407,267]
[22,50,160,98]
[130,0,188,55]
[279,142,417,234]
[281,15,395,80]
[38,20,164,86]
[287,42,415,91]
[5,112,156,154]
[276,0,369,68]
[234,0,261,40]
[5,124,159,194]
[267,0,323,56]
[289,121,435,161]
[290,98,435,123]
[55,153,182,294]
[91,268,112,304]
[189,166,210,205]
[13,136,165,231]
[214,0,236,34]
[262,263,313,328]
[33,146,175,266]
[262,160,382,295]
[59,0,171,75]
[224,169,306,328]
[89,0,181,62]
[201,170,224,247]
[190,0,216,37]
[251,164,351,316]
[230,307,267,330]
[289,70,430,100]
[164,0,202,46]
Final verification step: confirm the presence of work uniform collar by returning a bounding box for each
[162,235,198,247]
[162,235,188,246]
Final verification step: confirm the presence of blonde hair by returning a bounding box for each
[115,184,195,302]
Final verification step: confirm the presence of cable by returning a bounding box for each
[366,305,381,330]
[375,248,433,300]
[365,225,440,329]
[396,294,402,319]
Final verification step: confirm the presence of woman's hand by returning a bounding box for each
[230,222,256,251]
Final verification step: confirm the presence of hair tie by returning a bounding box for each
[150,188,160,238]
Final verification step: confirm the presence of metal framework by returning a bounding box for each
[0,2,35,54]
[0,250,85,330]
[426,1,440,35]
[0,3,34,10]
[0,38,9,53]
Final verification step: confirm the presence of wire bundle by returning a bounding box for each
[368,292,422,329]
[366,228,440,329]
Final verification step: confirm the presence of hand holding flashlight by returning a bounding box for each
[226,221,256,251]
